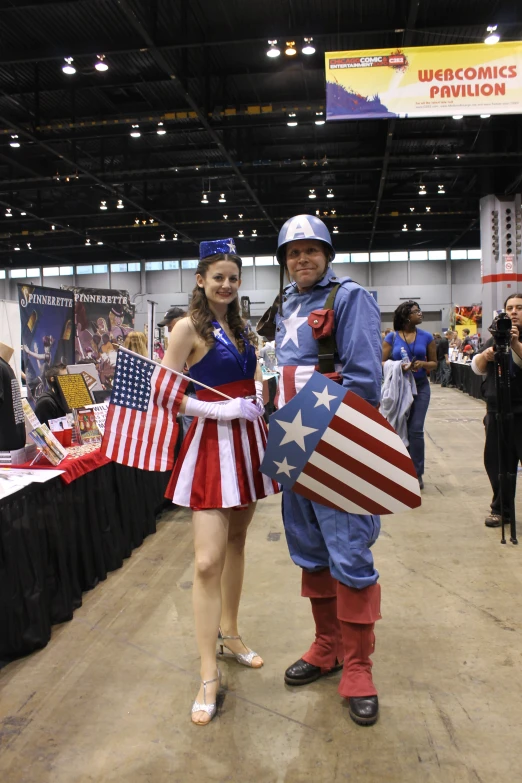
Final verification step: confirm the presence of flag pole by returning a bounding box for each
[117,346,234,401]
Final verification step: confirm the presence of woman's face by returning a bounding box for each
[406,304,423,327]
[196,259,242,306]
[285,240,328,291]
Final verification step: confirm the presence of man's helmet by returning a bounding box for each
[276,214,335,264]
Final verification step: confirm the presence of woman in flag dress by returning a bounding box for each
[162,239,279,726]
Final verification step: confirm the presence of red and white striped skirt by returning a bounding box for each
[165,378,280,509]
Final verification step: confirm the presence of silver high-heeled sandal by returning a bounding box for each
[191,668,221,725]
[218,628,263,668]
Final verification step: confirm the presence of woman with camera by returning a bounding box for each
[382,301,437,489]
[472,293,522,527]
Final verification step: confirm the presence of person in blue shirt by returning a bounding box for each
[259,214,383,726]
[382,301,437,488]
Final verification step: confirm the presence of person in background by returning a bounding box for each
[431,333,442,383]
[34,363,68,426]
[157,306,186,334]
[461,328,473,350]
[472,293,522,527]
[123,331,148,357]
[437,331,451,387]
[449,330,462,351]
[382,301,437,489]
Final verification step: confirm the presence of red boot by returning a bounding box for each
[337,581,381,725]
[284,569,343,686]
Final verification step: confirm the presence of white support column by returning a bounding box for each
[481,194,522,325]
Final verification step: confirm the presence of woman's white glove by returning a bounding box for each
[255,380,265,414]
[185,396,263,422]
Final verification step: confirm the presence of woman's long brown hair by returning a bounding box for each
[188,253,256,353]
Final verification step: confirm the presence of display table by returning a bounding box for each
[450,362,485,401]
[0,448,172,659]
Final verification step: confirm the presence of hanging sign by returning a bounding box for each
[325,41,522,120]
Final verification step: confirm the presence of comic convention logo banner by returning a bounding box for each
[18,284,75,400]
[325,41,522,120]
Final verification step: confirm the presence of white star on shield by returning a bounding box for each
[276,410,318,451]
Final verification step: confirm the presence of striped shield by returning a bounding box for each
[260,370,421,515]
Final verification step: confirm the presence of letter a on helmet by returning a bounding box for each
[276,214,335,263]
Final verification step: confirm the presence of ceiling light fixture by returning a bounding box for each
[285,41,297,56]
[100,200,107,210]
[27,242,31,249]
[85,238,91,246]
[302,37,315,55]
[160,234,166,242]
[201,192,209,204]
[134,218,140,225]
[416,223,422,231]
[267,40,280,58]
[438,184,445,194]
[419,184,426,196]
[330,209,336,215]
[156,122,166,135]
[62,57,76,75]
[327,188,334,198]
[308,189,316,199]
[14,244,20,251]
[20,211,26,216]
[402,224,408,231]
[97,241,103,245]
[10,134,20,148]
[452,114,463,120]
[332,226,339,234]
[51,224,56,230]
[149,218,154,224]
[252,229,257,237]
[223,214,228,219]
[238,229,244,237]
[117,199,124,209]
[287,112,298,127]
[238,213,243,219]
[130,124,141,138]
[173,233,178,240]
[94,54,108,72]
[484,25,500,45]
[480,114,491,119]
[410,207,415,212]
[5,208,12,217]
[219,193,226,203]
[426,206,431,212]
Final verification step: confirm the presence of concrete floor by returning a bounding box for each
[1,385,522,783]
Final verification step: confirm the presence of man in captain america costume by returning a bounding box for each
[263,214,383,726]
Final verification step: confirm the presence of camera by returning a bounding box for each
[489,311,512,352]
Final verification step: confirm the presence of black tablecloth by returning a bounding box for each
[450,362,485,401]
[0,463,171,659]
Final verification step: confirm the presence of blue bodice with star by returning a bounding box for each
[274,267,383,406]
[188,325,257,388]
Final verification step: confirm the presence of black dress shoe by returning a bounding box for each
[348,696,379,726]
[418,476,424,490]
[284,657,343,686]
[485,513,502,528]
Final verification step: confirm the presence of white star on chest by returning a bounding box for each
[312,386,338,410]
[213,327,222,339]
[276,410,318,451]
[280,306,308,348]
[273,456,296,477]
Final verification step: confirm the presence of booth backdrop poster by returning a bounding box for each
[325,41,522,120]
[18,284,74,400]
[63,287,135,388]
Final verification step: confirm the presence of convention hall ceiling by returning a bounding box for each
[0,0,521,267]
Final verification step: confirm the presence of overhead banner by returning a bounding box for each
[18,284,74,400]
[325,41,522,120]
[63,286,135,388]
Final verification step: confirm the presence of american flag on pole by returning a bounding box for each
[101,348,188,471]
[261,371,421,515]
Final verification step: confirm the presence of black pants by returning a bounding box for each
[484,412,522,515]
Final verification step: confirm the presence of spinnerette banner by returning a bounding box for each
[18,284,75,401]
[325,42,522,120]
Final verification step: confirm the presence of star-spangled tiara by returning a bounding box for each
[199,238,237,258]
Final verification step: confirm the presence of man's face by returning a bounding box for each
[505,297,522,327]
[285,239,329,291]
